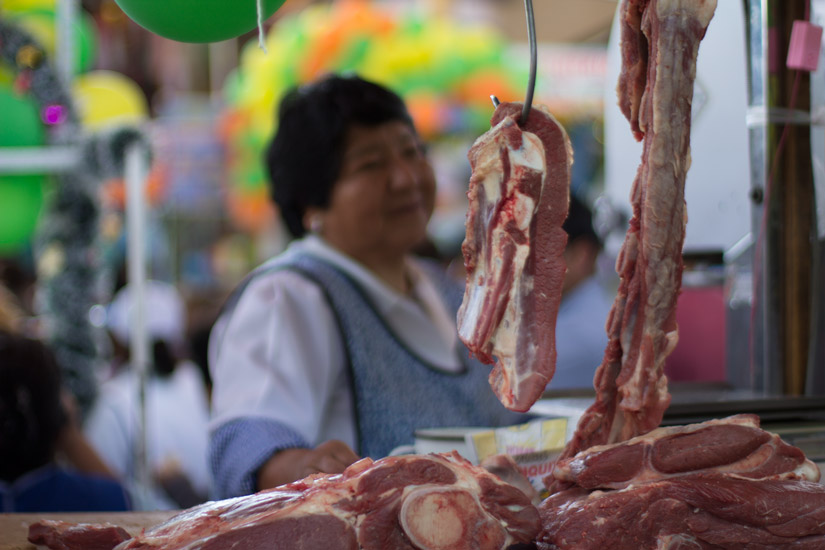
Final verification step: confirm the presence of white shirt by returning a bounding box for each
[551,276,615,390]
[84,361,212,499]
[208,236,462,450]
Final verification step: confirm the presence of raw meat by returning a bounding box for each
[458,102,572,412]
[537,473,825,550]
[481,453,541,505]
[556,0,718,462]
[27,520,131,550]
[551,414,820,490]
[616,0,650,141]
[28,452,540,550]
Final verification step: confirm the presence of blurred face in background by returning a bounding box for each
[307,120,436,265]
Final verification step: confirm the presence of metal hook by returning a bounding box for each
[521,0,537,124]
[490,0,536,124]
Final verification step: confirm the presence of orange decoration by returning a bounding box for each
[454,71,521,106]
[100,165,167,210]
[227,187,277,234]
[298,0,394,81]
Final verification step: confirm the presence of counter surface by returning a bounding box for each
[0,511,177,550]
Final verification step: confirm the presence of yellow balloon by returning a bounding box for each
[1,0,55,13]
[72,70,149,130]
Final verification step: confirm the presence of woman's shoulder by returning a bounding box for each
[234,249,330,306]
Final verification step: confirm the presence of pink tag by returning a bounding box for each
[787,20,823,71]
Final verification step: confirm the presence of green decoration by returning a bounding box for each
[0,175,46,254]
[113,0,288,43]
[0,84,44,147]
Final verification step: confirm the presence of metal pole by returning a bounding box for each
[125,142,151,507]
[743,0,817,395]
[0,146,81,174]
[55,0,78,87]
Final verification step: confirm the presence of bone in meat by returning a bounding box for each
[28,452,540,550]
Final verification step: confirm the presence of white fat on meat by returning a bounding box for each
[460,129,544,371]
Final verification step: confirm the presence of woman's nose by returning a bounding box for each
[389,156,420,190]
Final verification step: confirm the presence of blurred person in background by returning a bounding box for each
[0,284,25,334]
[208,74,527,499]
[549,194,615,390]
[84,280,211,509]
[0,330,131,512]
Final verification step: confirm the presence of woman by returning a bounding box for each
[208,74,525,499]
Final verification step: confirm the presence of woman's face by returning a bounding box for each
[311,120,436,264]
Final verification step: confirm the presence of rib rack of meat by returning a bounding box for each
[458,102,572,413]
[28,452,540,550]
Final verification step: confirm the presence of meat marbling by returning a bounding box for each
[458,102,572,413]
[28,452,540,550]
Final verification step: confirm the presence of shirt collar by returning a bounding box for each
[293,235,412,315]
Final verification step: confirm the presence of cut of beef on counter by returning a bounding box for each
[27,520,132,550]
[538,473,825,549]
[554,0,718,464]
[550,414,821,491]
[28,452,540,550]
[458,101,572,413]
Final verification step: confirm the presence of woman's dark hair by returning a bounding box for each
[264,74,415,238]
[0,331,66,482]
[563,194,602,249]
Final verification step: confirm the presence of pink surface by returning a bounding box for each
[665,286,726,382]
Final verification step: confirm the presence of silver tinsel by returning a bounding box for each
[1,17,149,417]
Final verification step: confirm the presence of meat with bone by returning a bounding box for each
[555,0,717,463]
[537,473,825,550]
[458,102,572,412]
[28,452,540,550]
[551,414,820,491]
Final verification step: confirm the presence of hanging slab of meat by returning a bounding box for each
[556,0,717,462]
[537,473,825,550]
[550,414,820,491]
[28,452,540,550]
[458,102,572,412]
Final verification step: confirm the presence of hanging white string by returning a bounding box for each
[256,0,268,53]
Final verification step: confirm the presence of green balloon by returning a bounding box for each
[0,85,44,147]
[0,175,46,254]
[75,10,98,73]
[114,0,288,43]
[0,84,46,253]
